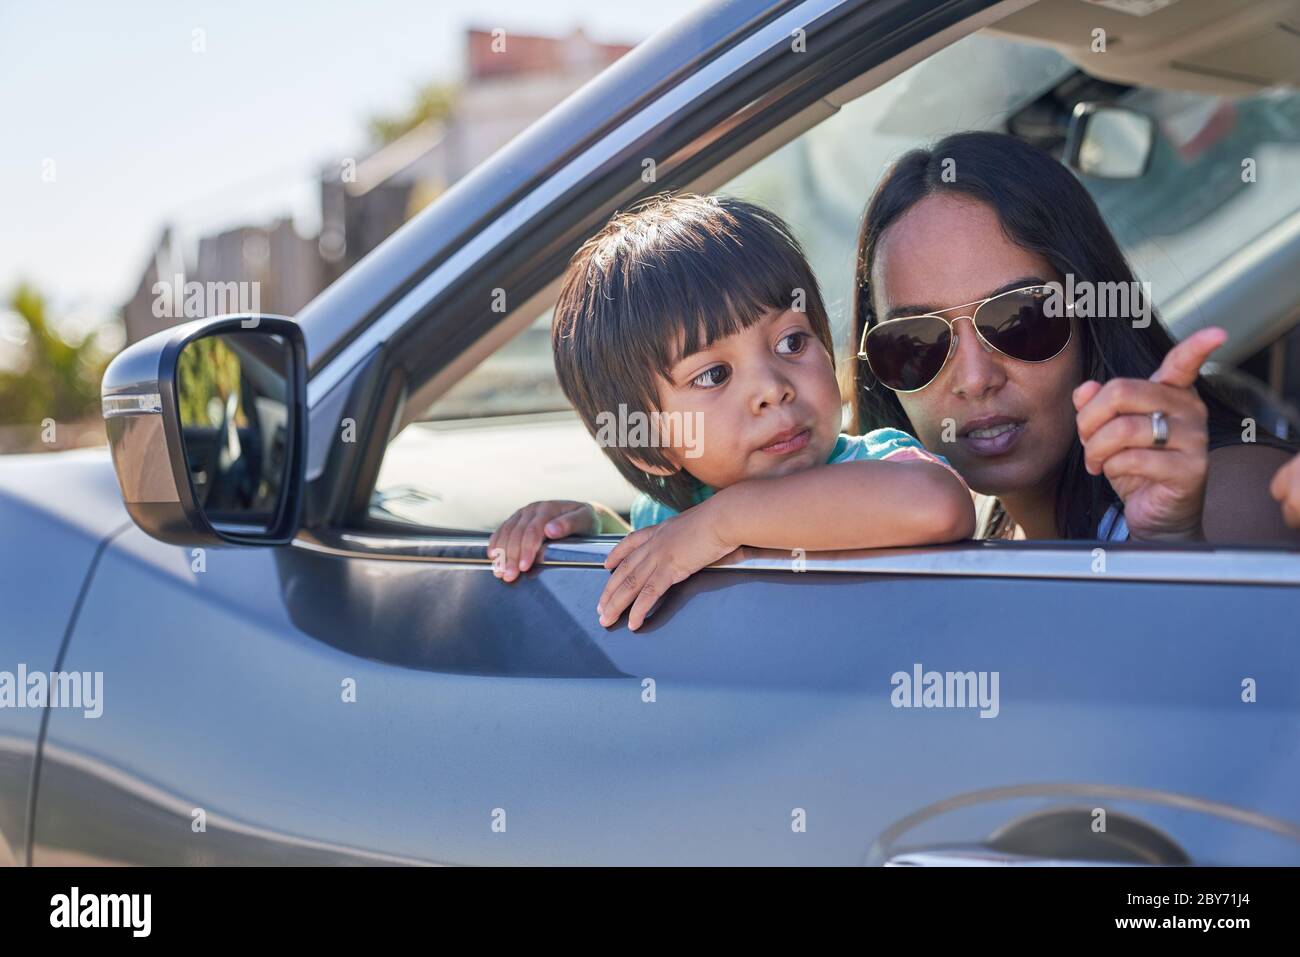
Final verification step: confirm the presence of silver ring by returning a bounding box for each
[1151,410,1169,448]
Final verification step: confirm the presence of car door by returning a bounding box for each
[31,520,1300,865]
[30,0,1300,865]
[0,454,131,868]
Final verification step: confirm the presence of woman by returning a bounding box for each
[849,131,1299,543]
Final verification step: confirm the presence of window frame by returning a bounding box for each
[297,526,1300,585]
[294,0,1300,573]
[300,0,1028,542]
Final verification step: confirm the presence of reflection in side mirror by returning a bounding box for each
[101,315,306,546]
[1065,103,1155,179]
[177,330,293,537]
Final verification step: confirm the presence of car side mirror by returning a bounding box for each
[1065,103,1155,179]
[101,314,307,546]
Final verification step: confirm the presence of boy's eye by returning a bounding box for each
[691,365,729,389]
[777,332,809,355]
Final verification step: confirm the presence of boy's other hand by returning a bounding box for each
[489,500,598,582]
[598,505,737,631]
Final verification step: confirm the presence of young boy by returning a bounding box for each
[488,193,974,630]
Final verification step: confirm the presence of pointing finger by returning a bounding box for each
[1150,327,1226,388]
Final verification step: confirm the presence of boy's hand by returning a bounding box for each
[598,503,737,631]
[1270,451,1300,528]
[489,501,598,582]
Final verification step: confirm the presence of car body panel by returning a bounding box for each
[6,0,1300,867]
[30,522,1300,865]
[0,449,128,866]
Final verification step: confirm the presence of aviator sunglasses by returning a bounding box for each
[858,284,1073,393]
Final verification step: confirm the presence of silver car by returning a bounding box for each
[3,0,1300,866]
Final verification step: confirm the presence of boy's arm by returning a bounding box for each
[598,459,973,630]
[707,458,974,551]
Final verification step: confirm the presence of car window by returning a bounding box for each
[416,309,568,421]
[1085,86,1300,339]
[721,36,1300,348]
[369,307,639,530]
[368,28,1300,534]
[719,33,1072,347]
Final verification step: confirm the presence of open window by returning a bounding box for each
[370,307,639,531]
[361,19,1300,546]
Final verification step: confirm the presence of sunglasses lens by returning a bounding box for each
[975,288,1070,362]
[865,315,952,392]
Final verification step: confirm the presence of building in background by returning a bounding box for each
[123,26,633,344]
[122,221,319,345]
[121,227,187,345]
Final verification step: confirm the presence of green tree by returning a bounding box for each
[177,336,244,428]
[367,81,458,146]
[0,283,109,427]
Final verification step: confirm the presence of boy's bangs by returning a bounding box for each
[647,253,799,382]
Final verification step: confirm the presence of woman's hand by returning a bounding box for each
[1270,452,1300,528]
[597,504,738,631]
[488,500,600,582]
[1072,327,1226,542]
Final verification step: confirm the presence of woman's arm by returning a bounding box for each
[1075,325,1300,544]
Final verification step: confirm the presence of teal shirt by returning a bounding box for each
[630,427,957,529]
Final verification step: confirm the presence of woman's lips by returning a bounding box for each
[958,420,1026,457]
[760,428,811,455]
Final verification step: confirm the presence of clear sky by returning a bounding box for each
[0,0,704,339]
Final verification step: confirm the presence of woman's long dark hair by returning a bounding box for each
[849,131,1274,539]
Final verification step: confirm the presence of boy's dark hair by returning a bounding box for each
[553,192,835,513]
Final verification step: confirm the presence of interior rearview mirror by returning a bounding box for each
[1065,103,1155,179]
[101,315,306,546]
